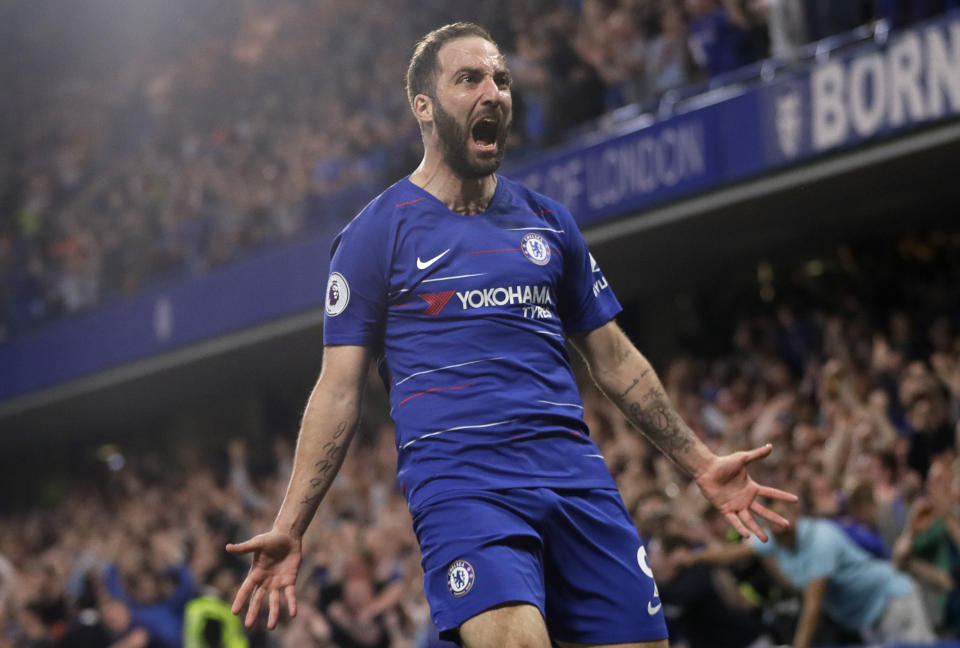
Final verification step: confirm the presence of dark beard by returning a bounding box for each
[433,99,510,180]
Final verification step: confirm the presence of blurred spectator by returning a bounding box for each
[2,2,960,643]
[892,455,960,637]
[182,566,248,648]
[837,481,890,559]
[581,5,649,108]
[543,21,607,143]
[693,495,936,647]
[645,5,697,98]
[99,599,156,648]
[1,0,945,340]
[506,29,551,147]
[904,378,955,478]
[686,0,756,78]
[102,539,196,648]
[650,534,767,648]
[0,228,959,647]
[750,0,807,59]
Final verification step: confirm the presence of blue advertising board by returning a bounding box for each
[1,11,959,402]
[510,10,960,225]
[0,236,332,401]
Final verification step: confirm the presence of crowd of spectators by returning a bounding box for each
[1,228,959,648]
[3,0,957,341]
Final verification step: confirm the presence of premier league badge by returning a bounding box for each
[447,559,475,597]
[325,272,350,317]
[520,232,551,266]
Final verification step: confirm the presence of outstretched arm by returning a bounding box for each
[226,344,370,629]
[571,321,796,540]
[792,577,829,648]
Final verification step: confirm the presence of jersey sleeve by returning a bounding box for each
[322,209,390,347]
[553,204,622,334]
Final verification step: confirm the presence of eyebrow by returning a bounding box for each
[451,66,512,81]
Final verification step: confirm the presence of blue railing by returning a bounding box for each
[507,10,960,227]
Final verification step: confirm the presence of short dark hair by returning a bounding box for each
[405,22,497,109]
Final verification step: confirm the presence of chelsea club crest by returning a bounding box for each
[447,559,475,597]
[520,232,551,266]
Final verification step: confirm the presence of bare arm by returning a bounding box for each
[274,345,368,537]
[227,345,370,628]
[691,541,755,566]
[571,321,712,474]
[901,556,955,591]
[793,577,829,648]
[571,321,796,540]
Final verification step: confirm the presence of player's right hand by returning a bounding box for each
[226,529,302,630]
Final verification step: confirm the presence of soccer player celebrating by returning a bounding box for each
[227,22,796,648]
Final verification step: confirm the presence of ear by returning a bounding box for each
[413,94,433,126]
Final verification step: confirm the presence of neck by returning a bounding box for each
[409,149,497,215]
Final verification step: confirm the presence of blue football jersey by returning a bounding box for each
[323,176,622,509]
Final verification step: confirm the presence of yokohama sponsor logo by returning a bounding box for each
[455,285,553,310]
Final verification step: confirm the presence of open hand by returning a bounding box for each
[226,529,302,629]
[695,443,798,542]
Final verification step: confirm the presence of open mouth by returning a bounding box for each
[471,118,499,151]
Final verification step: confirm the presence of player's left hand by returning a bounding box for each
[694,443,798,542]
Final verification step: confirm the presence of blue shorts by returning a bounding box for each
[412,487,668,645]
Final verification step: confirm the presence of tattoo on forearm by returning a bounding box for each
[612,332,633,365]
[300,421,350,505]
[625,387,694,455]
[617,370,651,401]
[619,379,639,400]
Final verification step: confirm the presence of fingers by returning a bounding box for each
[757,485,799,502]
[285,585,298,619]
[738,508,768,543]
[232,576,256,616]
[267,589,279,630]
[751,500,789,529]
[741,443,773,464]
[246,584,266,628]
[724,511,751,539]
[225,537,262,555]
[234,580,295,629]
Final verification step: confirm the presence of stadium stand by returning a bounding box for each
[1,1,959,647]
[2,0,954,341]
[2,232,959,647]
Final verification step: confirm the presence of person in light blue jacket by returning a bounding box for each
[693,494,935,648]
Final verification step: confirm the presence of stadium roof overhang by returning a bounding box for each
[588,119,960,302]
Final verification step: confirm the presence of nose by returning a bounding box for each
[479,74,504,106]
